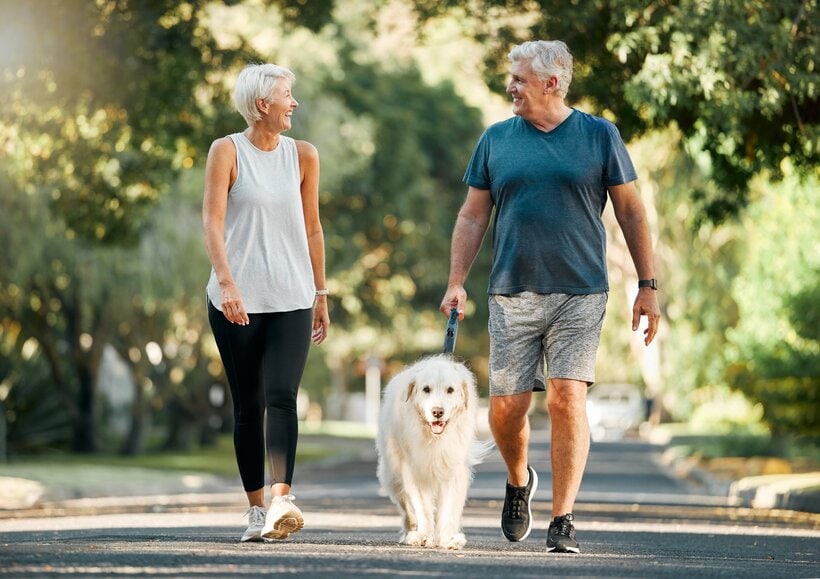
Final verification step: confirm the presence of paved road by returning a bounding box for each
[1,432,818,578]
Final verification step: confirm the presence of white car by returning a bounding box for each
[586,383,645,441]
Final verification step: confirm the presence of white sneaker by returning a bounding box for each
[261,495,304,540]
[240,505,267,543]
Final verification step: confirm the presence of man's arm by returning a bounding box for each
[609,181,660,345]
[440,186,494,319]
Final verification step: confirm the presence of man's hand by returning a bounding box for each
[440,285,468,320]
[632,288,660,345]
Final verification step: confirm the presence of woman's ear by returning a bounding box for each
[256,97,269,115]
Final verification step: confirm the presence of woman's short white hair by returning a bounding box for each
[233,63,296,126]
[508,40,573,98]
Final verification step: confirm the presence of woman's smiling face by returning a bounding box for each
[263,76,298,130]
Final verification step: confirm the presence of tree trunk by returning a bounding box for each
[119,370,146,456]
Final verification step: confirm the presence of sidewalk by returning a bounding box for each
[649,429,820,514]
[0,432,378,518]
[2,428,818,517]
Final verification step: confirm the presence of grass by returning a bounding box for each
[654,424,820,466]
[1,421,376,477]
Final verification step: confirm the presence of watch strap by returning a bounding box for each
[638,278,657,290]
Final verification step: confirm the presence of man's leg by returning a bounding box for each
[489,391,532,486]
[486,292,545,542]
[546,378,590,516]
[491,390,539,542]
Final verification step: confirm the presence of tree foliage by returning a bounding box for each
[722,179,819,438]
[0,0,246,245]
[376,0,818,225]
[0,0,250,451]
[1,0,816,454]
[0,0,487,449]
[280,40,489,409]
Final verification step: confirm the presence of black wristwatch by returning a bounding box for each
[638,278,658,290]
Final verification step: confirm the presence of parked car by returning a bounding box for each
[586,383,645,441]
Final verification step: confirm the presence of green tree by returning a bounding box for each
[302,51,487,408]
[0,0,489,449]
[724,179,819,440]
[0,174,113,452]
[0,0,253,452]
[0,0,250,245]
[205,1,492,409]
[295,0,818,225]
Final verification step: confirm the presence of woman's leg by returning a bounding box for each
[260,308,313,496]
[208,300,266,506]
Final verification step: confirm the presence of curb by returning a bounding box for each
[657,447,820,514]
[0,492,245,520]
[729,473,820,512]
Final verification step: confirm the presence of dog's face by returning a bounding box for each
[404,359,474,436]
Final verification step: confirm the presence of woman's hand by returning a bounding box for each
[220,282,249,325]
[312,297,330,344]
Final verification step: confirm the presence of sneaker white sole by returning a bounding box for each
[261,512,305,540]
[240,532,264,543]
[518,467,538,541]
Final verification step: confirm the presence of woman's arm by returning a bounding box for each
[202,137,248,325]
[297,139,329,343]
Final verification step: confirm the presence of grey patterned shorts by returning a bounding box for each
[488,292,608,396]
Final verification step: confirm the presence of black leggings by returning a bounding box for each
[208,300,312,491]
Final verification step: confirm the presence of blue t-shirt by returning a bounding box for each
[463,110,637,295]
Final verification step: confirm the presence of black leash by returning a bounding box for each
[442,308,459,354]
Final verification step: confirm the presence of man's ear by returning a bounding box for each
[405,381,415,403]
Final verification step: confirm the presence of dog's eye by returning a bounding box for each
[423,386,431,393]
[447,386,454,394]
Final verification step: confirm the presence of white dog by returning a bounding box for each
[376,354,489,550]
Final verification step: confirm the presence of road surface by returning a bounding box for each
[1,432,818,578]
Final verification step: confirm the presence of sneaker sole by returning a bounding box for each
[547,545,581,554]
[240,532,264,543]
[502,466,539,542]
[261,514,305,540]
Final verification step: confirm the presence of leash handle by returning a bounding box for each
[443,308,459,354]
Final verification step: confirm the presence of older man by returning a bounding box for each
[440,40,660,553]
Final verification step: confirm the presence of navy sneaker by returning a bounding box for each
[547,513,580,553]
[501,465,538,541]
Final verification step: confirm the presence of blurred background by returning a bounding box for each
[0,0,816,473]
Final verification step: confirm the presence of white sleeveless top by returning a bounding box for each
[206,133,315,313]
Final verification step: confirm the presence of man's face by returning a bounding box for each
[506,59,545,119]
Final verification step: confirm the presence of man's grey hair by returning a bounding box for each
[233,63,296,126]
[508,40,573,98]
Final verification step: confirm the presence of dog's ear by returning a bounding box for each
[459,365,476,409]
[405,380,415,402]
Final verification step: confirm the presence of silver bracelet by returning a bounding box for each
[315,288,329,296]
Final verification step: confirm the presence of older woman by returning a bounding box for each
[203,63,330,543]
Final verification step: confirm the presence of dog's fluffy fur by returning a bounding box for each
[376,354,489,549]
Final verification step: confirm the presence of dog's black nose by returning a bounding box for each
[432,407,444,419]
